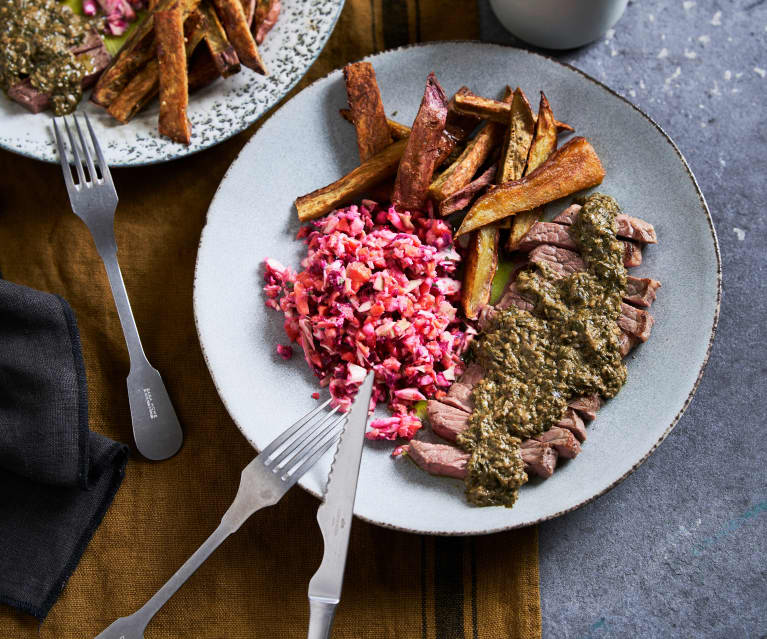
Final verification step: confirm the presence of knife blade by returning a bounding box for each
[307,372,374,639]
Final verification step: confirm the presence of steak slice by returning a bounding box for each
[408,440,468,479]
[553,204,657,244]
[427,400,469,442]
[441,362,483,413]
[535,427,581,458]
[521,223,641,268]
[529,244,586,276]
[618,302,654,342]
[556,408,587,441]
[619,331,640,356]
[496,280,535,312]
[624,276,661,308]
[568,395,601,421]
[520,440,558,478]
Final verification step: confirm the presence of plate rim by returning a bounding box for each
[0,0,345,167]
[193,40,722,535]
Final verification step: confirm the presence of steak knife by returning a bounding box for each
[307,372,374,639]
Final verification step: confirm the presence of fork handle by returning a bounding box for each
[98,242,147,369]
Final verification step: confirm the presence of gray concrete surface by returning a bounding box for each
[478,1,766,637]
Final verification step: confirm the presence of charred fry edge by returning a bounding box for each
[343,62,393,162]
[507,91,558,250]
[211,0,267,73]
[392,72,449,211]
[453,90,573,133]
[498,87,534,184]
[201,1,240,77]
[295,139,409,221]
[456,137,606,237]
[461,226,500,319]
[156,3,191,144]
[439,164,496,217]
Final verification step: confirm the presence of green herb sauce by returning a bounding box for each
[457,193,628,507]
[0,0,93,115]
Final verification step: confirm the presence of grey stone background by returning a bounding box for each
[478,1,766,637]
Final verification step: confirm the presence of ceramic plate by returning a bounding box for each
[194,42,721,535]
[0,0,344,166]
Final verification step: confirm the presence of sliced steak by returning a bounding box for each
[553,204,657,244]
[568,395,601,421]
[535,427,581,459]
[622,240,642,267]
[7,81,50,114]
[624,276,661,308]
[529,244,586,276]
[408,440,468,479]
[427,400,470,442]
[521,223,640,268]
[619,331,640,357]
[496,280,534,312]
[618,302,654,342]
[556,408,587,441]
[442,362,483,412]
[520,440,557,478]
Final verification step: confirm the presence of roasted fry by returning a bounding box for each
[343,62,393,162]
[461,225,499,319]
[445,86,481,141]
[188,47,221,90]
[507,91,559,250]
[201,1,240,77]
[156,3,191,144]
[498,87,534,184]
[91,0,200,107]
[339,109,410,140]
[211,0,267,73]
[456,137,606,237]
[241,0,255,26]
[253,0,280,43]
[295,139,408,221]
[108,11,206,123]
[439,164,496,216]
[453,90,574,133]
[392,73,449,211]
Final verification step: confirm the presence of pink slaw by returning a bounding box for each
[263,200,475,440]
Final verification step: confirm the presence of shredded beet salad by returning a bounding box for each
[263,200,475,440]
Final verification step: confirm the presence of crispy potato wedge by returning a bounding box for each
[507,91,558,250]
[201,1,240,77]
[392,73,449,211]
[439,164,496,217]
[295,139,408,221]
[498,87,535,184]
[211,0,266,73]
[108,11,206,123]
[456,137,606,237]
[339,109,410,140]
[343,62,393,162]
[445,86,481,142]
[253,0,280,43]
[156,3,191,144]
[188,47,221,90]
[453,90,573,133]
[461,225,499,319]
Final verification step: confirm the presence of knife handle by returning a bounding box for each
[307,598,338,639]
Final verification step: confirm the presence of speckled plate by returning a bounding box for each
[0,0,344,166]
[194,42,721,535]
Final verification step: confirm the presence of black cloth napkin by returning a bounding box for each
[0,278,128,620]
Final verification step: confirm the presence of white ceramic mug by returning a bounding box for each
[488,0,629,50]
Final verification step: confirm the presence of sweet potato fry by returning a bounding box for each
[108,11,206,123]
[392,73,449,211]
[201,1,240,77]
[211,0,267,73]
[439,164,496,216]
[456,137,606,237]
[461,225,499,319]
[156,3,191,144]
[445,86,481,142]
[253,0,280,43]
[507,91,558,250]
[344,62,393,162]
[498,87,534,184]
[188,47,221,90]
[453,90,573,133]
[241,0,255,26]
[339,109,410,140]
[295,139,408,221]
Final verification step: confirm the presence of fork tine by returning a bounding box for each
[73,114,97,183]
[52,119,75,192]
[83,112,113,185]
[261,397,332,458]
[63,117,86,186]
[282,415,347,482]
[277,412,346,474]
[272,406,341,469]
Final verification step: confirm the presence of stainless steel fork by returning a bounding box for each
[94,398,347,639]
[53,113,183,461]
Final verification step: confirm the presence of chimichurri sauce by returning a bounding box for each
[0,0,93,115]
[457,193,628,507]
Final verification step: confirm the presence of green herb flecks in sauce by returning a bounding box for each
[0,0,94,115]
[457,193,628,508]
